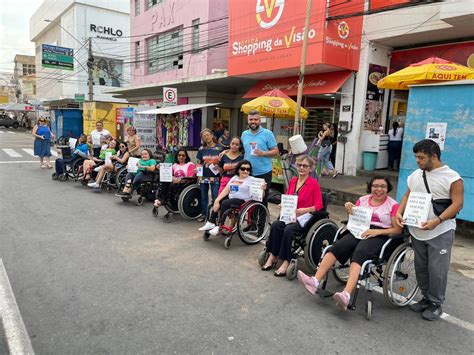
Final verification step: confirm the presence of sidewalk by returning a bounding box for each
[266,203,474,280]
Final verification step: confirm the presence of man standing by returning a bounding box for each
[241,110,279,205]
[396,139,463,321]
[90,121,111,157]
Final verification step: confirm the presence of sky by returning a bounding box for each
[0,0,44,77]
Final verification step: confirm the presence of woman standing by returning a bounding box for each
[125,126,141,157]
[317,122,338,178]
[388,122,403,170]
[32,117,55,168]
[218,137,244,194]
[261,155,324,276]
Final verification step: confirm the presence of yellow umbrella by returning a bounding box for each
[377,57,474,90]
[241,89,309,119]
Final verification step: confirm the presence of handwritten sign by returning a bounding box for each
[347,206,373,239]
[127,157,140,173]
[92,133,100,146]
[209,163,220,176]
[250,177,265,202]
[160,163,173,182]
[105,151,112,165]
[280,194,298,224]
[249,142,258,156]
[403,192,432,228]
[68,138,77,150]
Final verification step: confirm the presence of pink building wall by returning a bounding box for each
[130,0,228,86]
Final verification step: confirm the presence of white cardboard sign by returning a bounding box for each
[104,151,112,165]
[347,206,373,239]
[280,194,298,224]
[250,177,265,202]
[127,157,140,173]
[403,192,432,228]
[159,163,173,182]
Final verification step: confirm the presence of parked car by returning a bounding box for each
[0,114,20,129]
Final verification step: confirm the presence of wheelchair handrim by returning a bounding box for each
[178,184,202,220]
[237,202,269,245]
[304,219,339,272]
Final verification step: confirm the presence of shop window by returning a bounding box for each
[135,41,140,68]
[147,26,183,74]
[135,0,140,16]
[146,0,163,10]
[192,19,200,52]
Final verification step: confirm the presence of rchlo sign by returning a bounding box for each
[90,24,123,41]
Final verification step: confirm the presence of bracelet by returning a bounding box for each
[437,216,443,223]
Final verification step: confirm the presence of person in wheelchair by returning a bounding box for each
[198,160,265,236]
[297,176,402,310]
[261,155,324,276]
[116,148,157,198]
[153,148,196,208]
[53,134,89,180]
[81,139,118,182]
[87,141,130,188]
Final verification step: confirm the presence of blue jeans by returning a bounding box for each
[200,180,220,215]
[318,145,334,171]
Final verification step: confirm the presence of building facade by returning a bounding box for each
[13,55,37,103]
[30,0,130,104]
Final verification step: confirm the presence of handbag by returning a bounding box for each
[422,170,452,217]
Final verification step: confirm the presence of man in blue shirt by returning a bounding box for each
[241,110,279,205]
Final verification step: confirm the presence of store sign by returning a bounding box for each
[228,0,363,76]
[89,24,123,41]
[74,94,85,102]
[369,0,412,11]
[163,87,177,106]
[42,44,74,71]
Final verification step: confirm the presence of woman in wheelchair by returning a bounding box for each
[81,139,118,182]
[53,134,89,179]
[261,155,324,276]
[153,148,196,208]
[198,160,264,236]
[116,148,157,197]
[297,176,402,310]
[87,141,130,188]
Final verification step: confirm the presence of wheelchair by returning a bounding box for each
[119,168,161,206]
[202,199,270,249]
[257,192,337,279]
[307,224,419,320]
[51,155,85,182]
[101,165,128,192]
[152,177,202,222]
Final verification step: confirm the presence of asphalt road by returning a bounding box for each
[1,128,473,354]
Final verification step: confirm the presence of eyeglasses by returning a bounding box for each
[239,167,251,172]
[372,184,388,189]
[296,164,310,169]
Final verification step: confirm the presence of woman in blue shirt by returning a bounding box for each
[32,117,55,168]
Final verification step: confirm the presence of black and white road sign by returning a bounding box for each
[163,87,177,106]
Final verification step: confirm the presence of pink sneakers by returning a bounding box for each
[297,271,319,295]
[333,291,350,310]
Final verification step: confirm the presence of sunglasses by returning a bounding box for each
[120,145,126,148]
[239,167,251,172]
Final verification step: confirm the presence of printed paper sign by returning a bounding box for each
[249,142,258,156]
[159,163,173,182]
[425,122,447,150]
[209,163,220,176]
[196,166,203,177]
[403,192,432,228]
[297,212,312,228]
[105,152,112,165]
[92,134,100,146]
[280,194,298,224]
[68,138,77,150]
[127,157,140,173]
[250,177,265,202]
[347,206,373,239]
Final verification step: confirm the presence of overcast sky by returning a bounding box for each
[0,0,44,76]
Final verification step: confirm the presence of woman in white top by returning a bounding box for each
[199,160,264,236]
[388,121,404,170]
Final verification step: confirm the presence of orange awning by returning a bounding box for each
[243,71,352,98]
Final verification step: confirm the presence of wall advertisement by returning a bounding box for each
[92,56,123,87]
[364,64,388,131]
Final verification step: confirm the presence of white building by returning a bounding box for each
[30,0,130,103]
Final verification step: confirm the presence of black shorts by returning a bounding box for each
[329,231,389,266]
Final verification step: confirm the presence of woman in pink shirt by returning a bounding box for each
[261,155,324,277]
[154,148,196,208]
[297,176,402,311]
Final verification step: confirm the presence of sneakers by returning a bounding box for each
[409,298,430,313]
[297,271,319,295]
[333,291,350,310]
[198,221,216,231]
[209,226,220,236]
[422,303,443,321]
[87,181,99,188]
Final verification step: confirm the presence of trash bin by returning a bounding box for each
[363,151,378,171]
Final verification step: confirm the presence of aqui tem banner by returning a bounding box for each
[228,0,363,76]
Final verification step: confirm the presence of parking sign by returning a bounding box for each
[163,87,177,106]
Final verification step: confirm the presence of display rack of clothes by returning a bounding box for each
[155,110,201,151]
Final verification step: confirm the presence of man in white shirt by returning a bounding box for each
[396,139,463,321]
[90,121,111,157]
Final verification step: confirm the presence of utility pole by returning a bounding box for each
[87,38,94,102]
[294,0,312,136]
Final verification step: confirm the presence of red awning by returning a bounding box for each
[243,71,352,98]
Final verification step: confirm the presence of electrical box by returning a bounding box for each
[338,121,349,134]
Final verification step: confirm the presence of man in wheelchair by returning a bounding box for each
[298,176,402,310]
[198,160,265,236]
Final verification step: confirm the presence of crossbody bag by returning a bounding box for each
[422,170,452,217]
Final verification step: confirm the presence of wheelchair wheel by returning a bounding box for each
[52,172,58,180]
[202,231,210,241]
[59,173,68,182]
[71,158,84,179]
[116,167,128,186]
[224,236,232,249]
[163,213,173,223]
[303,219,339,272]
[257,249,269,266]
[366,300,373,321]
[332,262,350,284]
[236,202,269,245]
[287,259,298,280]
[136,196,144,206]
[178,184,202,220]
[152,207,159,217]
[383,242,419,307]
